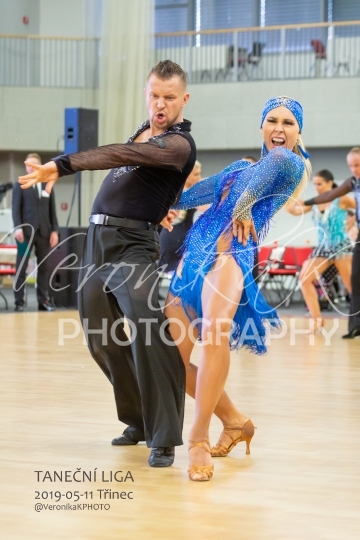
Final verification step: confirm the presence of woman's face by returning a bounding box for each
[185,165,201,188]
[313,175,332,194]
[261,105,300,152]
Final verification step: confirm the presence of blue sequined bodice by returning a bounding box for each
[175,147,305,273]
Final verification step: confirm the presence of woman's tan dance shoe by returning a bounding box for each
[188,439,214,481]
[305,317,324,334]
[211,419,255,457]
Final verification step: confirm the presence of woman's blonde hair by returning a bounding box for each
[289,134,311,204]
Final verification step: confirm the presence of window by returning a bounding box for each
[330,0,360,36]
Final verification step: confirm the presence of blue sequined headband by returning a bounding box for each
[260,96,304,131]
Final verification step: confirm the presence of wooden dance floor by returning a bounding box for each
[1,311,360,540]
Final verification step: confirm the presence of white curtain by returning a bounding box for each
[99,0,155,145]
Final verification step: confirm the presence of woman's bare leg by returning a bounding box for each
[164,291,248,428]
[334,255,352,294]
[300,257,332,319]
[186,255,245,478]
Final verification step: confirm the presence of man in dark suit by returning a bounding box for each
[12,153,59,311]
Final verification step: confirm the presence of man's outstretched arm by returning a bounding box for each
[303,177,353,206]
[19,135,191,193]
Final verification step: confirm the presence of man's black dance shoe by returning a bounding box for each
[38,300,55,312]
[342,327,360,339]
[111,434,139,446]
[148,447,175,467]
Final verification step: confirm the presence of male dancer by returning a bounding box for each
[303,147,360,339]
[19,60,196,467]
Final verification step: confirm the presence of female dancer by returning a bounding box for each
[287,169,355,331]
[302,147,360,339]
[164,96,310,481]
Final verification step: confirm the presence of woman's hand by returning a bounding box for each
[287,198,310,216]
[160,210,178,232]
[49,231,59,248]
[232,218,258,246]
[18,161,59,193]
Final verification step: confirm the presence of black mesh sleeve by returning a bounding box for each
[304,178,353,205]
[53,134,191,177]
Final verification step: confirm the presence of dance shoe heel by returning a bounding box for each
[211,419,255,457]
[305,317,324,334]
[188,439,214,482]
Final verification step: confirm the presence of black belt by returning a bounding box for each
[89,214,158,231]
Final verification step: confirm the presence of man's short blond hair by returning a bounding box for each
[147,60,187,87]
[348,147,360,156]
[25,152,42,163]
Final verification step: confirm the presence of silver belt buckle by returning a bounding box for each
[91,214,108,225]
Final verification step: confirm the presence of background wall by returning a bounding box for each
[0,0,102,37]
[186,78,360,150]
[0,0,40,35]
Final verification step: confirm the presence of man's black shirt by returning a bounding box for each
[53,120,196,224]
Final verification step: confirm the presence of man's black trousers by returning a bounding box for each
[78,223,185,448]
[349,232,360,331]
[14,231,51,305]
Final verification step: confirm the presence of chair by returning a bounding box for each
[336,61,350,76]
[0,244,17,309]
[215,45,249,82]
[262,246,313,307]
[247,42,265,78]
[256,246,273,274]
[310,40,327,76]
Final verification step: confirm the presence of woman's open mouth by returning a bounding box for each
[271,137,285,147]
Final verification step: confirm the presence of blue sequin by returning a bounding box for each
[311,199,352,258]
[169,147,305,355]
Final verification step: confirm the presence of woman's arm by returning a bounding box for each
[346,213,357,231]
[173,175,216,210]
[339,194,356,210]
[287,199,312,216]
[231,148,305,244]
[233,148,305,221]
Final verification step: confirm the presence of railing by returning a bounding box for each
[0,35,100,88]
[2,23,360,88]
[155,21,360,83]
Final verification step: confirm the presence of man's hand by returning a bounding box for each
[232,218,258,246]
[19,161,59,193]
[50,231,59,248]
[14,229,24,243]
[160,210,178,232]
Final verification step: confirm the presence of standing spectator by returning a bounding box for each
[12,153,59,311]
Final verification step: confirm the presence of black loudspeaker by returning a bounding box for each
[64,108,98,154]
[48,227,88,308]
